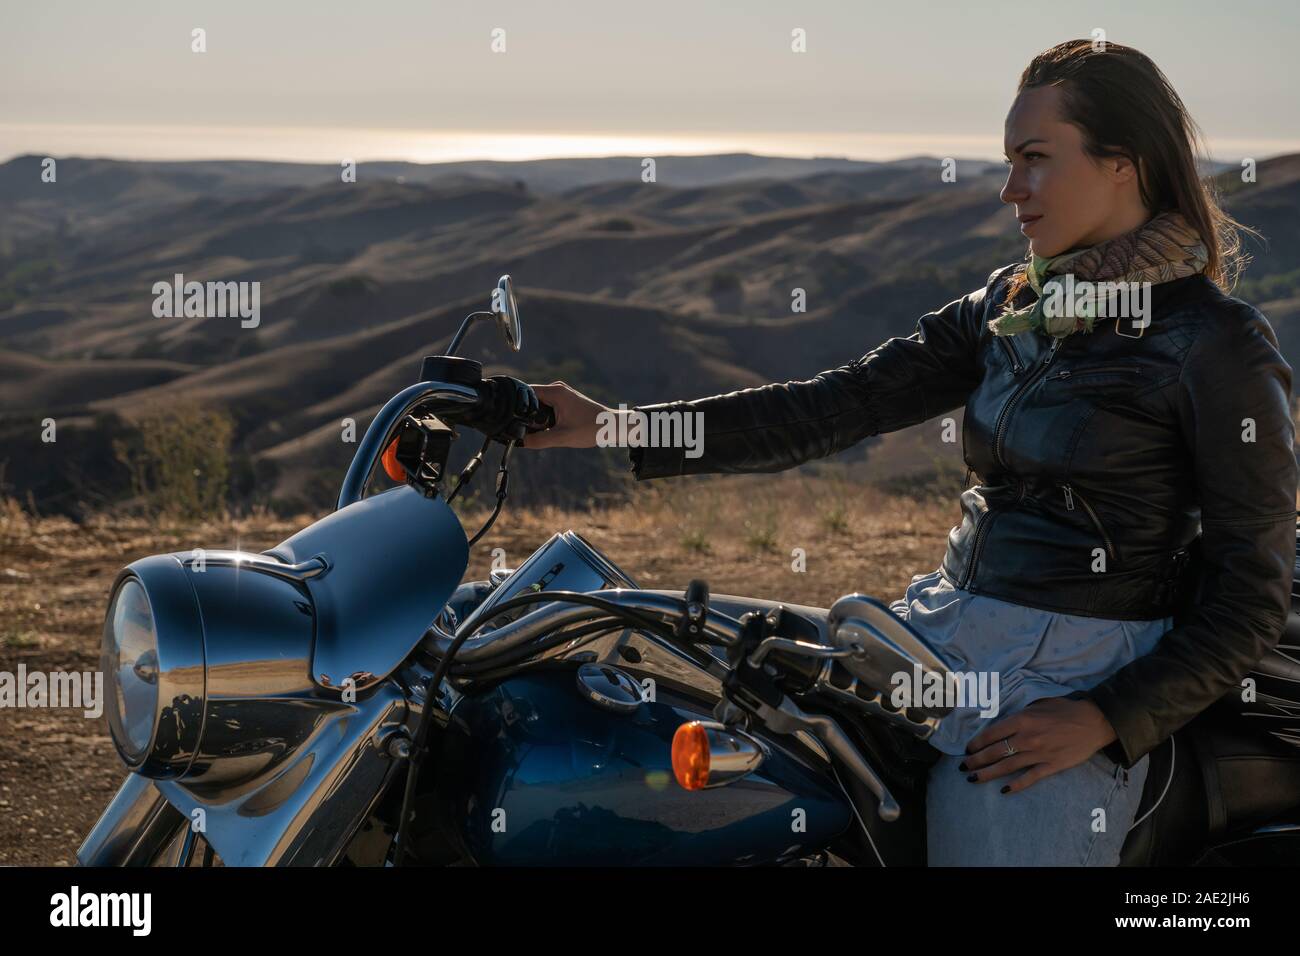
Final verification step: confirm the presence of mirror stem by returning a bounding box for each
[446,311,496,357]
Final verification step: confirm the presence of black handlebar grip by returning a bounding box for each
[527,401,557,432]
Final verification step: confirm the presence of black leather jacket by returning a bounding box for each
[629,262,1298,769]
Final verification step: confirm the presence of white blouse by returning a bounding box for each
[889,566,1174,756]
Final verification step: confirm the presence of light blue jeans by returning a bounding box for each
[925,745,1149,866]
[888,567,1169,866]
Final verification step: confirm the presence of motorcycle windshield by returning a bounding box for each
[268,485,469,691]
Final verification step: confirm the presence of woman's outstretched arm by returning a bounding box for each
[524,264,1015,476]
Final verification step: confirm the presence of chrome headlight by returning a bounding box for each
[100,559,207,779]
[100,552,324,784]
[102,579,159,762]
[100,486,467,784]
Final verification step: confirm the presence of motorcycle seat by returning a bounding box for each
[1120,701,1300,865]
[1221,612,1300,742]
[1117,731,1203,865]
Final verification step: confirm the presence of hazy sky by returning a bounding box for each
[2,0,1297,163]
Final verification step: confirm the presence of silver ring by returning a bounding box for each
[1002,737,1017,757]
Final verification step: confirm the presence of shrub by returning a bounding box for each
[112,402,234,520]
[680,528,712,554]
[744,508,779,553]
[820,503,851,535]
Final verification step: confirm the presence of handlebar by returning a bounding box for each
[336,369,556,511]
[427,587,744,669]
[476,375,555,442]
[337,379,479,510]
[416,354,555,438]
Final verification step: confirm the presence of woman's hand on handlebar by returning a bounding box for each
[461,375,548,443]
[521,382,619,449]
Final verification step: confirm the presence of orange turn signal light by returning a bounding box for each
[671,721,711,791]
[381,436,405,482]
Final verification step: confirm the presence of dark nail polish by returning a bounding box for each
[1000,785,1011,794]
[966,773,978,782]
[958,761,969,772]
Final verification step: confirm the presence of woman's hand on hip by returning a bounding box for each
[958,696,1119,793]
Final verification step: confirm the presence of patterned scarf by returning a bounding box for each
[987,210,1208,337]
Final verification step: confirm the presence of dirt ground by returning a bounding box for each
[0,475,955,865]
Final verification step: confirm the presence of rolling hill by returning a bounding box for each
[1,151,1295,514]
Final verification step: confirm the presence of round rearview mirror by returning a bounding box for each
[493,275,522,352]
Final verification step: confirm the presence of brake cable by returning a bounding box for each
[465,441,514,547]
[448,619,643,681]
[445,434,493,504]
[393,620,475,867]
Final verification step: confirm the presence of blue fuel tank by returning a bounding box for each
[439,667,852,865]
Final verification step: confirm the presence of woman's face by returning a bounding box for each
[1000,85,1146,258]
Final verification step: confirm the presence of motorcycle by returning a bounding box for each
[78,276,1300,866]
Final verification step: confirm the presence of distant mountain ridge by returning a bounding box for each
[0,151,1293,514]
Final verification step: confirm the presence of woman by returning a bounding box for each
[517,39,1298,865]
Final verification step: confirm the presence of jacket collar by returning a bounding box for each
[1004,268,1219,333]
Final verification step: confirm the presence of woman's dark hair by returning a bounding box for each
[1003,38,1257,298]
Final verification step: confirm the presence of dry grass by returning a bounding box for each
[0,475,958,864]
[457,472,958,608]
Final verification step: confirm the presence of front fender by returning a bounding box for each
[79,682,409,866]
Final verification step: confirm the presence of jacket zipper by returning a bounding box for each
[992,335,1063,471]
[1060,482,1118,565]
[1047,365,1142,382]
[997,335,1023,374]
[962,334,1065,589]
